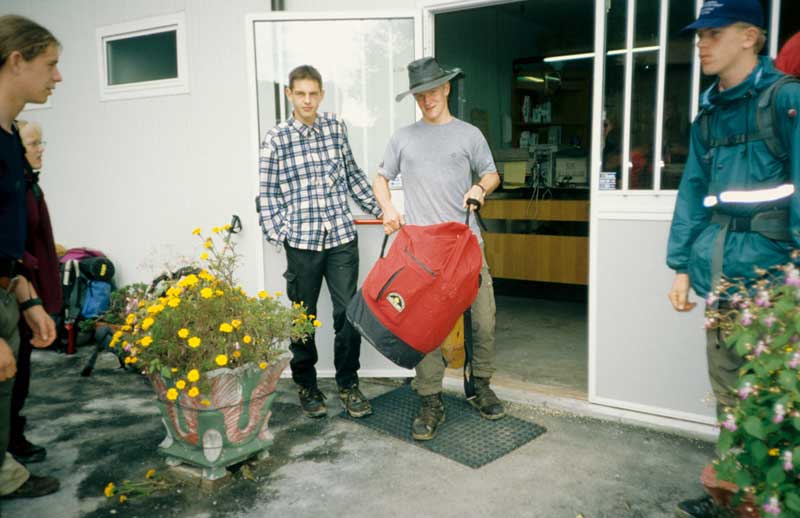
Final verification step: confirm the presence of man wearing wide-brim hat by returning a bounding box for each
[373,57,505,441]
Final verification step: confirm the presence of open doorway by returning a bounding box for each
[434,0,594,398]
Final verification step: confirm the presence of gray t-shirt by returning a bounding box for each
[378,118,496,243]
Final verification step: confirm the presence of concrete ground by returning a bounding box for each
[494,295,588,395]
[3,346,714,518]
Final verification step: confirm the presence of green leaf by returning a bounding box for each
[786,492,800,512]
[718,430,734,455]
[779,370,797,390]
[736,333,754,356]
[743,417,766,439]
[767,463,786,486]
[751,440,768,461]
[160,367,172,379]
[793,417,800,432]
[734,470,753,489]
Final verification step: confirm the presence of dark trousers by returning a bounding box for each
[283,239,361,390]
[9,322,32,443]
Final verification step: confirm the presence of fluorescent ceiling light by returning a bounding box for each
[544,46,660,62]
[517,76,544,83]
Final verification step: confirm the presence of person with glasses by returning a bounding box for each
[9,120,61,466]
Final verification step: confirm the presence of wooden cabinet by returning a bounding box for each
[481,199,589,286]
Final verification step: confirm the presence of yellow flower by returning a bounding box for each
[109,338,118,348]
[187,369,200,382]
[199,270,214,281]
[231,319,242,329]
[219,323,233,333]
[259,361,268,369]
[178,328,190,339]
[125,314,136,325]
[129,356,138,364]
[121,325,131,331]
[243,335,252,344]
[140,336,153,347]
[308,314,315,320]
[223,224,232,231]
[168,297,181,308]
[201,399,211,406]
[192,227,202,235]
[119,495,127,503]
[215,290,224,296]
[233,351,241,358]
[257,290,268,299]
[313,320,322,328]
[212,226,221,234]
[275,291,283,297]
[141,317,154,331]
[188,387,199,398]
[104,482,115,498]
[200,252,209,261]
[188,337,201,348]
[200,287,214,299]
[146,304,165,315]
[138,301,145,308]
[166,388,178,401]
[179,274,199,287]
[145,469,156,479]
[175,380,186,390]
[113,330,123,340]
[204,239,213,249]
[215,354,228,366]
[170,367,178,373]
[769,448,780,457]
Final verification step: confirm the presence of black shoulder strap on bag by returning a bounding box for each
[756,75,800,164]
[463,307,476,399]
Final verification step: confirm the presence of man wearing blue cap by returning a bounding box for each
[666,1,800,516]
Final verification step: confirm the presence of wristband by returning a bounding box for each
[474,184,486,194]
[18,297,42,312]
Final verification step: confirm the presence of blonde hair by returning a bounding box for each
[735,22,767,54]
[16,119,42,140]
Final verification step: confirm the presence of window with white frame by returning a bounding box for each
[97,13,189,101]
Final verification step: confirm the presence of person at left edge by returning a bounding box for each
[258,65,382,419]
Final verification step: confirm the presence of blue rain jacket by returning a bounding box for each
[667,56,800,297]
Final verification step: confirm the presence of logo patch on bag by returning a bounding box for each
[387,292,405,313]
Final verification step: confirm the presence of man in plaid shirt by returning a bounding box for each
[258,65,381,419]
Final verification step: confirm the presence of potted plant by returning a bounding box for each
[112,225,316,480]
[705,255,800,517]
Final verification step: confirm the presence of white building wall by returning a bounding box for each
[15,0,267,289]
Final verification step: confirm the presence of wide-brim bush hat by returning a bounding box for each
[683,0,764,32]
[395,57,462,102]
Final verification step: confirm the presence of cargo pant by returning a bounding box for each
[414,249,496,397]
[0,282,29,495]
[706,317,744,416]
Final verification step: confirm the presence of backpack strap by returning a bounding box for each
[756,75,800,164]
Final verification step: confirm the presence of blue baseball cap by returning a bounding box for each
[683,0,765,32]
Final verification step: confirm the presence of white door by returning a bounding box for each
[245,11,421,378]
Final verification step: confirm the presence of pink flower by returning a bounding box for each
[773,403,786,424]
[754,341,769,357]
[790,352,800,369]
[740,309,754,326]
[763,496,781,516]
[706,293,719,306]
[721,413,737,432]
[738,382,754,400]
[783,450,793,471]
[763,314,777,328]
[730,293,744,307]
[755,290,771,307]
[786,265,800,286]
[704,317,716,329]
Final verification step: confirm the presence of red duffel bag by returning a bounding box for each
[347,219,482,369]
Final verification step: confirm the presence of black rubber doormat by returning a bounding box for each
[340,384,546,468]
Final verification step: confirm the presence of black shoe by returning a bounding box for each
[2,475,60,498]
[469,377,506,420]
[412,393,445,441]
[675,495,719,518]
[298,386,327,418]
[339,385,373,418]
[8,437,47,464]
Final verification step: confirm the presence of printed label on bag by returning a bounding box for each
[387,292,405,313]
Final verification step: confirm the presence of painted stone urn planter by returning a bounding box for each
[149,356,289,480]
[701,464,760,518]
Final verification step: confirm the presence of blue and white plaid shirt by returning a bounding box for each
[259,113,381,251]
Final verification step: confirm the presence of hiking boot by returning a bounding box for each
[298,386,327,418]
[8,436,47,464]
[2,475,60,498]
[412,393,445,441]
[469,377,506,420]
[339,385,373,418]
[675,495,721,518]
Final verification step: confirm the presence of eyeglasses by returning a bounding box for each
[23,140,46,149]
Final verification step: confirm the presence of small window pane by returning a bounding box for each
[106,31,178,86]
[660,0,696,190]
[778,0,799,52]
[602,54,624,190]
[629,51,658,190]
[635,0,660,47]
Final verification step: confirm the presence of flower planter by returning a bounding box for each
[149,356,289,480]
[701,464,760,518]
